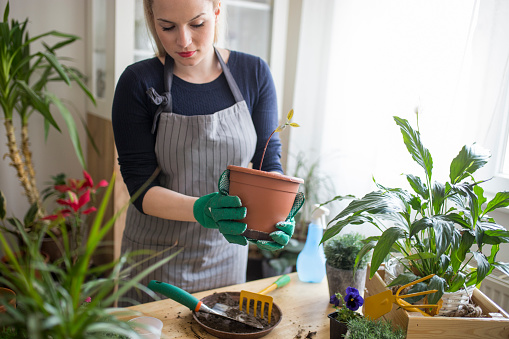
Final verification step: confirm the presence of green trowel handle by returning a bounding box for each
[148,280,202,312]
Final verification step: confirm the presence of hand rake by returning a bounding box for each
[239,274,291,324]
[364,274,442,320]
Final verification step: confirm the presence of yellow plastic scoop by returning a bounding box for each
[364,274,441,319]
[239,274,291,323]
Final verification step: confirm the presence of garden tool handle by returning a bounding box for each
[396,298,433,317]
[148,280,203,312]
[257,274,291,295]
[397,289,438,300]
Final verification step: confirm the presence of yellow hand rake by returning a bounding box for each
[364,274,442,320]
[239,274,290,324]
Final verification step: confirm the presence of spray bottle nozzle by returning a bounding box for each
[311,204,330,228]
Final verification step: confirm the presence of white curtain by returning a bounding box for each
[287,0,509,234]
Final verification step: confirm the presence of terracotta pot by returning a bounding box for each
[0,287,16,313]
[328,312,348,339]
[227,165,304,240]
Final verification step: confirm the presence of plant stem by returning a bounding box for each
[4,119,37,205]
[259,130,276,170]
[21,122,44,217]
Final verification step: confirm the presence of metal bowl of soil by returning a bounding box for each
[192,291,282,339]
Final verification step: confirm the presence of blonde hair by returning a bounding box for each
[143,0,220,58]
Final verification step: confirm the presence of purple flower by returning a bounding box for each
[344,287,364,311]
[330,294,341,307]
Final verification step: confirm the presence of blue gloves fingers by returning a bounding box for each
[193,192,248,245]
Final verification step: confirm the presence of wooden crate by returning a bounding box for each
[364,267,509,338]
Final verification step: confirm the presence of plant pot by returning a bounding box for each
[0,287,16,313]
[364,265,509,338]
[326,263,367,298]
[227,165,304,240]
[328,312,349,339]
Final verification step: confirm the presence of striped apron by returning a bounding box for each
[121,48,257,304]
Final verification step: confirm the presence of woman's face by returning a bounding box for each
[151,0,217,68]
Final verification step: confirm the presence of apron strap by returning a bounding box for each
[149,47,243,134]
[214,47,244,103]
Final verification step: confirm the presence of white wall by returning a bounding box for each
[0,1,88,249]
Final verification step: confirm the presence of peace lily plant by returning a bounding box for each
[321,114,509,305]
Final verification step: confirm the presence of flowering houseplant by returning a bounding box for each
[329,287,364,323]
[0,172,181,338]
[320,115,509,305]
[41,170,108,251]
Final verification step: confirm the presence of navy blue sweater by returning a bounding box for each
[112,51,283,213]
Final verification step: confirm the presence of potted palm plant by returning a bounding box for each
[320,114,509,337]
[0,1,95,222]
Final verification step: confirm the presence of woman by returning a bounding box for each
[112,0,301,304]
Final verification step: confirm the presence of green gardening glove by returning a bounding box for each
[252,192,305,251]
[218,169,305,251]
[193,191,248,246]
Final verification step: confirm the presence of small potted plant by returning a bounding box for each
[324,232,371,298]
[345,317,406,339]
[227,109,305,240]
[328,286,364,339]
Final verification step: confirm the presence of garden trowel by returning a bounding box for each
[148,280,264,329]
[363,274,441,319]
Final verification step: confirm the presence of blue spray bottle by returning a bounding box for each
[296,204,330,283]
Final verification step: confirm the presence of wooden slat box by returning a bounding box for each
[364,266,509,339]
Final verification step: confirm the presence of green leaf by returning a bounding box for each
[409,217,433,238]
[23,202,39,227]
[431,181,446,215]
[405,174,428,199]
[485,191,509,214]
[393,116,433,183]
[427,275,447,304]
[38,52,71,85]
[448,271,466,292]
[46,93,85,168]
[472,251,490,284]
[432,217,455,257]
[353,240,376,275]
[386,272,419,287]
[452,231,474,272]
[370,227,406,278]
[405,252,436,261]
[321,215,370,243]
[449,143,490,184]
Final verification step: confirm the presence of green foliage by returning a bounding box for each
[320,114,509,304]
[0,173,180,338]
[324,232,370,270]
[0,1,95,168]
[346,317,406,339]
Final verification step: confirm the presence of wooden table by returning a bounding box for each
[128,272,332,338]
